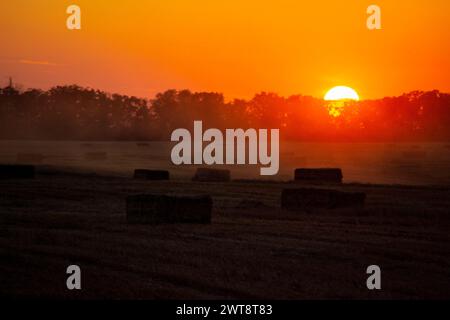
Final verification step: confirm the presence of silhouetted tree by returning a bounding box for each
[0,84,449,141]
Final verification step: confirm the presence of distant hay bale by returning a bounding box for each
[84,152,107,160]
[133,169,169,180]
[281,188,365,210]
[16,153,44,164]
[294,168,343,184]
[126,194,212,224]
[0,164,35,179]
[192,168,231,182]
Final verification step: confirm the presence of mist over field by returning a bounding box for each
[1,140,449,185]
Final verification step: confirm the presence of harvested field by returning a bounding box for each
[1,166,449,299]
[127,193,211,224]
[133,169,170,181]
[281,187,365,209]
[294,168,343,183]
[192,168,231,182]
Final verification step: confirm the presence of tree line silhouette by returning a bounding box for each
[0,83,449,141]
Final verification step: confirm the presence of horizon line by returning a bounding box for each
[1,80,448,102]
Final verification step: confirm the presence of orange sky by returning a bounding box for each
[0,0,449,100]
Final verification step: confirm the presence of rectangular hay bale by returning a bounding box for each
[0,164,35,179]
[294,168,343,183]
[134,169,170,180]
[281,188,365,210]
[126,194,212,224]
[192,168,230,182]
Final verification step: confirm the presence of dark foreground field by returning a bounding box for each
[1,167,449,299]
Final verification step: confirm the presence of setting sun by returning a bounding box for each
[324,86,360,101]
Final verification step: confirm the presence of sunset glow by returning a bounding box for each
[324,86,360,101]
[0,1,449,99]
